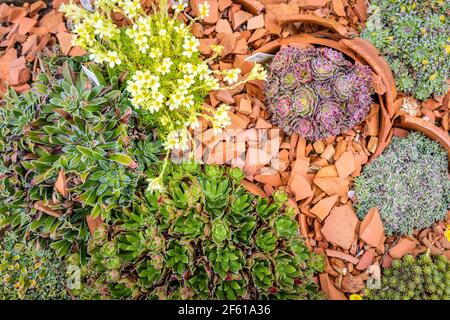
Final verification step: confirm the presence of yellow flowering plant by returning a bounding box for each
[60,0,266,191]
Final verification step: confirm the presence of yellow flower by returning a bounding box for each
[429,72,438,81]
[445,226,450,242]
[210,44,224,55]
[349,294,363,300]
[445,45,450,55]
[421,60,429,65]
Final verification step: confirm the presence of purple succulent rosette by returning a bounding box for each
[264,46,373,141]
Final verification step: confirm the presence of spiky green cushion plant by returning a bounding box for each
[366,253,450,300]
[0,232,68,300]
[76,163,325,300]
[0,57,161,258]
[361,0,450,100]
[354,132,449,235]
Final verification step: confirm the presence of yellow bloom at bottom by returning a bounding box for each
[349,294,363,300]
[445,226,450,242]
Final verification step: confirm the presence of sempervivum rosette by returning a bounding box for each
[265,47,373,141]
[292,86,317,116]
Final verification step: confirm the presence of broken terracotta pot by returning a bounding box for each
[394,113,450,158]
[256,17,397,164]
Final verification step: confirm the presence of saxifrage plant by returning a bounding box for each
[366,253,449,300]
[0,232,69,300]
[0,56,161,258]
[354,132,449,236]
[361,0,450,100]
[60,0,266,188]
[264,46,373,141]
[77,163,325,300]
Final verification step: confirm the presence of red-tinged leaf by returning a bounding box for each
[55,169,68,197]
[109,153,138,168]
[34,200,63,218]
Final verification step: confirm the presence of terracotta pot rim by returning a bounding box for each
[393,114,450,158]
[256,36,392,157]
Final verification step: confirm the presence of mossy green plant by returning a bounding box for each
[0,232,69,300]
[354,132,449,235]
[361,0,450,100]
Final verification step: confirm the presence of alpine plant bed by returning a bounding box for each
[0,0,449,302]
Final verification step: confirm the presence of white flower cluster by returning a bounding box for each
[61,0,264,161]
[212,104,232,131]
[164,130,190,151]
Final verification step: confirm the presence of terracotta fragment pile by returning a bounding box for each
[0,0,84,93]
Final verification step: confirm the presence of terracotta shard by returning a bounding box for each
[310,195,338,221]
[315,165,338,178]
[254,172,283,187]
[289,174,313,201]
[242,179,267,198]
[255,118,272,129]
[313,176,349,196]
[247,14,265,30]
[191,0,219,25]
[321,205,358,250]
[335,151,356,177]
[227,111,250,129]
[319,273,347,300]
[278,14,348,37]
[331,0,346,16]
[30,0,47,16]
[18,17,37,35]
[39,10,64,33]
[354,0,368,22]
[356,248,375,271]
[68,46,86,57]
[56,32,73,56]
[231,10,253,30]
[389,237,418,259]
[325,249,359,265]
[215,19,233,34]
[233,0,265,15]
[359,207,385,248]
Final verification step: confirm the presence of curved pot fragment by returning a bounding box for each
[340,38,397,118]
[395,114,450,157]
[277,14,349,37]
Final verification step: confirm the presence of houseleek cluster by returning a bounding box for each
[264,47,372,141]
